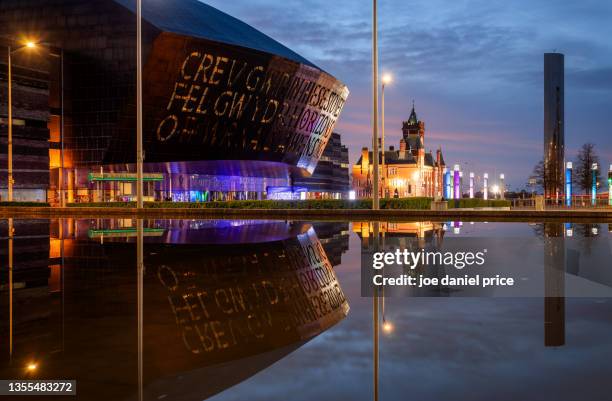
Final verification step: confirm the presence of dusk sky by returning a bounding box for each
[205,0,612,189]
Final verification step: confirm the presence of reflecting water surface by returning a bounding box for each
[1,219,611,400]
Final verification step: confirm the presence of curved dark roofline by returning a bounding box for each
[113,0,318,69]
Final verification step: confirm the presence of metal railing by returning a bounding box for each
[512,196,612,210]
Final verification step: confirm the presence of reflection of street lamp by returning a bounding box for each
[8,218,14,360]
[381,74,392,198]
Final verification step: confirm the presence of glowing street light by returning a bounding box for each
[5,39,43,201]
[26,362,37,372]
[4,39,64,204]
[382,320,394,334]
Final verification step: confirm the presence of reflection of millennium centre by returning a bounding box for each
[0,0,349,203]
[1,219,350,400]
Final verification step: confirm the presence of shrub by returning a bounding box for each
[66,198,433,210]
[0,201,50,207]
[66,198,511,210]
[447,199,510,208]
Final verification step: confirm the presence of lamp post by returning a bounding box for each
[136,0,144,208]
[565,162,572,207]
[591,163,598,206]
[381,74,392,199]
[7,45,13,201]
[5,41,40,202]
[54,48,65,207]
[500,173,505,200]
[371,0,380,210]
[484,173,489,200]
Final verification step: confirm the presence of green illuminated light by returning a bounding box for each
[88,173,164,182]
[88,228,165,238]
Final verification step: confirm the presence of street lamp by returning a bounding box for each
[5,40,50,202]
[381,73,392,199]
[136,0,144,208]
[5,39,64,204]
[371,0,380,210]
[499,173,505,200]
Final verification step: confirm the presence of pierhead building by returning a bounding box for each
[352,105,446,198]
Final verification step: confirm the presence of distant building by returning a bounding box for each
[544,53,565,199]
[0,56,51,202]
[295,132,350,199]
[352,105,445,198]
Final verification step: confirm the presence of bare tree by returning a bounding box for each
[528,159,545,193]
[574,143,601,194]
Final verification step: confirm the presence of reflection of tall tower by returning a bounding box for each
[544,53,565,198]
[544,223,565,347]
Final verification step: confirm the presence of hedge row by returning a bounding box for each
[67,198,434,210]
[0,201,50,207]
[0,199,510,210]
[447,199,511,208]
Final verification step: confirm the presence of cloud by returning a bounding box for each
[202,0,612,188]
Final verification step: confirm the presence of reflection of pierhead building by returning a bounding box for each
[352,105,445,198]
[0,0,349,203]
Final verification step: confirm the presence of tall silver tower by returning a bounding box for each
[544,53,565,198]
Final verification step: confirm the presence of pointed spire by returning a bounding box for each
[408,101,418,125]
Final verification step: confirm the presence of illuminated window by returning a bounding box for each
[0,117,25,126]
